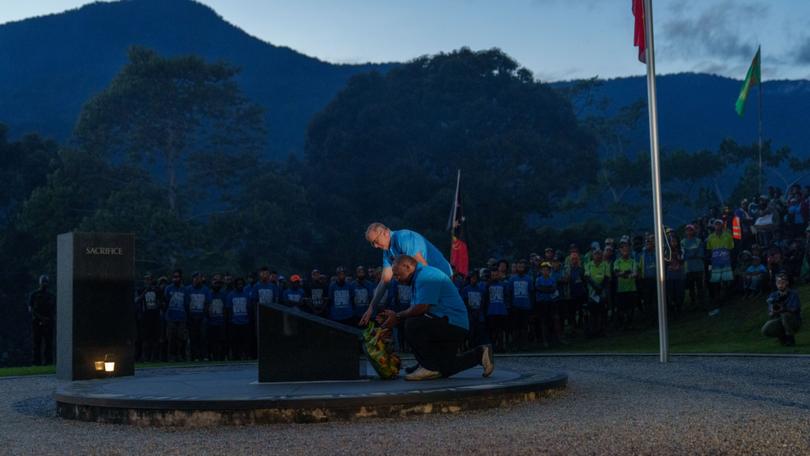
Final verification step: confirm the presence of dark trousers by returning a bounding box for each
[207,325,226,361]
[188,317,205,360]
[32,319,54,365]
[685,271,704,308]
[405,315,481,378]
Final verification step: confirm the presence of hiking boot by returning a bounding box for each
[405,367,442,381]
[481,344,495,377]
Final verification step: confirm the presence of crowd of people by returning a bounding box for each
[27,186,805,366]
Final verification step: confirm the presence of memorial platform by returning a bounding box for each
[54,363,567,426]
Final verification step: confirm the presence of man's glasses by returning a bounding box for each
[368,230,383,246]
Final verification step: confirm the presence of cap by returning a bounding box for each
[540,261,552,268]
[38,274,49,285]
[544,247,554,253]
[590,241,600,251]
[685,224,696,231]
[336,266,346,273]
[290,274,302,283]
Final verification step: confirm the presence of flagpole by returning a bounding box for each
[757,44,763,196]
[450,169,461,257]
[642,0,669,363]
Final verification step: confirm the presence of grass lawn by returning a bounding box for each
[553,284,810,354]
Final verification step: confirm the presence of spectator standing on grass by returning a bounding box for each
[508,259,534,349]
[485,270,509,352]
[462,270,489,347]
[639,235,657,323]
[207,274,227,361]
[282,274,306,307]
[745,256,767,296]
[761,274,801,346]
[666,234,685,318]
[305,269,329,315]
[562,252,587,334]
[164,269,189,362]
[328,266,354,325]
[682,224,705,310]
[186,272,210,361]
[136,273,163,362]
[706,219,735,312]
[226,277,252,360]
[613,240,639,329]
[584,249,610,338]
[29,274,55,365]
[535,262,560,346]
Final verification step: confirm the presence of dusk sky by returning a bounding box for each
[2,0,809,81]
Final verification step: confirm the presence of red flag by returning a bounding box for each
[447,170,469,276]
[633,0,646,63]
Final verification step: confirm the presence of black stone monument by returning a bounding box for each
[57,232,135,381]
[258,303,363,382]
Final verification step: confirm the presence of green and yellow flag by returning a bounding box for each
[735,46,761,117]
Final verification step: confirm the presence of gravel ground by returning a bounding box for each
[2,356,810,455]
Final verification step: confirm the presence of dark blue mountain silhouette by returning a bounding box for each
[0,0,388,159]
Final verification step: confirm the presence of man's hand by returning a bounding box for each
[380,309,399,329]
[359,306,374,327]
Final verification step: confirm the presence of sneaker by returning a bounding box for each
[404,363,420,374]
[708,308,720,317]
[405,367,442,381]
[481,344,495,378]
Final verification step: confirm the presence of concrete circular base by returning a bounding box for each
[54,364,567,426]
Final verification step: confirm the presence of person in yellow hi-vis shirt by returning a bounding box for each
[613,239,639,330]
[706,219,735,314]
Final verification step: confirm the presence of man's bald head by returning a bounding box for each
[365,222,391,249]
[391,255,418,284]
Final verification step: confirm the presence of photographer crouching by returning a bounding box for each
[761,273,801,346]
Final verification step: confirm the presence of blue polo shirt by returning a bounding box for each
[186,285,210,318]
[329,281,354,321]
[283,288,305,306]
[251,281,279,307]
[382,229,452,277]
[487,281,508,316]
[207,290,227,326]
[508,274,534,310]
[227,289,251,325]
[164,283,188,322]
[412,264,469,330]
[352,280,375,317]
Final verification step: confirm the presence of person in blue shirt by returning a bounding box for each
[761,273,802,346]
[186,272,211,361]
[283,275,306,307]
[329,266,354,324]
[360,223,453,326]
[485,270,509,352]
[508,259,535,350]
[352,266,375,319]
[227,277,252,360]
[536,262,560,347]
[207,274,228,361]
[164,269,189,362]
[462,270,489,347]
[378,255,493,381]
[251,266,280,309]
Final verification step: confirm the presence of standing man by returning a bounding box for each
[164,269,189,362]
[378,255,493,380]
[29,274,55,365]
[136,273,163,362]
[186,272,210,361]
[328,266,354,325]
[360,223,452,326]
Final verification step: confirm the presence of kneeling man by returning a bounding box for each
[380,255,494,381]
